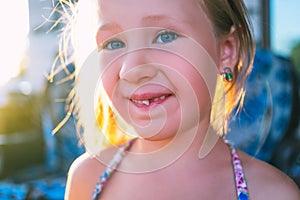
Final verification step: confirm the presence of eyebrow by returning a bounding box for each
[141,15,184,27]
[97,14,184,33]
[97,22,122,32]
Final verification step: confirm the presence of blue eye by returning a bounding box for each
[155,30,179,44]
[103,40,125,50]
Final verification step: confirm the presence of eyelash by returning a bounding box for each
[101,39,125,50]
[100,30,181,51]
[154,30,180,44]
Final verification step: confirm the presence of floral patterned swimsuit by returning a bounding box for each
[92,140,249,200]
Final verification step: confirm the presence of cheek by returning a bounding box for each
[98,58,129,121]
[180,68,211,116]
[190,74,212,116]
[156,37,218,99]
[162,55,213,120]
[99,57,121,99]
[162,53,213,99]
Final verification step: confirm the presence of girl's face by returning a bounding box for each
[96,0,222,141]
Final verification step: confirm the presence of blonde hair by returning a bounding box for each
[201,0,255,134]
[54,0,255,147]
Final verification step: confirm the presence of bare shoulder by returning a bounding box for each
[65,147,118,200]
[238,150,300,200]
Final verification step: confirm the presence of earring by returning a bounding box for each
[221,67,234,82]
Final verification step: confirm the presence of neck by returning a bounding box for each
[132,118,220,153]
[117,120,223,173]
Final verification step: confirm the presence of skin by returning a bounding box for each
[65,0,300,199]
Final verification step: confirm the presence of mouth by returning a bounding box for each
[130,94,172,107]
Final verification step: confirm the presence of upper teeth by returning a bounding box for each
[132,95,167,105]
[142,100,150,105]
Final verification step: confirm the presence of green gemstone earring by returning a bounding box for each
[221,67,234,82]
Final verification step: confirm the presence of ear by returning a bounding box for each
[219,26,239,72]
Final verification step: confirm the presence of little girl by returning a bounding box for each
[59,0,300,199]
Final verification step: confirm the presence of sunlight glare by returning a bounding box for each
[0,1,29,86]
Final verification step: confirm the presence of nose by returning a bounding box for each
[119,50,158,83]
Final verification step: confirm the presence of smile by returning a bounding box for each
[130,94,172,107]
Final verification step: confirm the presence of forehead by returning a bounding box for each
[97,0,206,29]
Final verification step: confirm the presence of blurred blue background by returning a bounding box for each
[0,0,299,199]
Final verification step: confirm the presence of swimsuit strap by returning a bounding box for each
[228,143,250,200]
[92,139,250,200]
[91,139,135,200]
